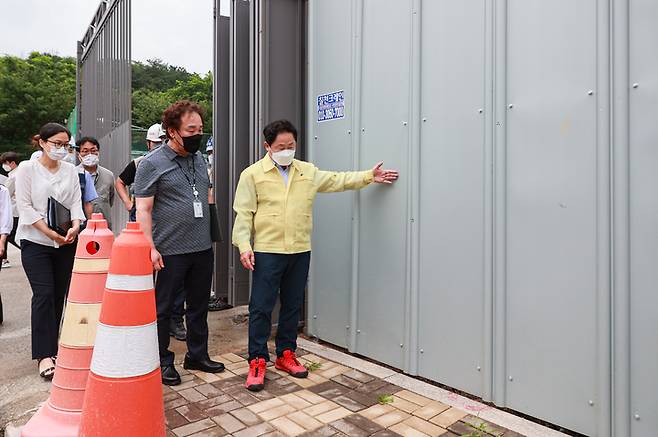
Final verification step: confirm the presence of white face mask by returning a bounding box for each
[82,154,99,167]
[46,146,69,161]
[2,164,11,172]
[62,153,77,164]
[271,149,295,167]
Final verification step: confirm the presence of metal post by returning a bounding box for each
[76,41,83,140]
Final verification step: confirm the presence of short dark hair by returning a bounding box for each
[162,100,204,139]
[0,151,19,164]
[77,136,100,150]
[39,123,71,142]
[263,120,297,145]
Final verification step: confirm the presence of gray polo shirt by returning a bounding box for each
[134,144,212,256]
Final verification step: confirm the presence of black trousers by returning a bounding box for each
[9,217,19,249]
[21,240,76,360]
[1,217,19,261]
[156,248,213,366]
[248,252,310,362]
[171,285,186,323]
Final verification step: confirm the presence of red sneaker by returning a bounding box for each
[245,358,267,392]
[275,350,308,378]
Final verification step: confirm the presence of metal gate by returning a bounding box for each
[77,0,131,231]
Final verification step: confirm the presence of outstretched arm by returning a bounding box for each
[316,162,399,193]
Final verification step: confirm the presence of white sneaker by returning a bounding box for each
[2,260,11,268]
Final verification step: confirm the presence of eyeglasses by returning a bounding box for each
[47,140,70,148]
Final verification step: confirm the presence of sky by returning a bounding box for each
[0,0,230,74]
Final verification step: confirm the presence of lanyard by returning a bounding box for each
[174,155,199,200]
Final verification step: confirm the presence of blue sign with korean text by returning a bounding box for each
[317,90,345,123]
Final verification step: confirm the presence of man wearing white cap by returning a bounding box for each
[115,123,165,222]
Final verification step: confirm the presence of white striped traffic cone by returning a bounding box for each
[78,222,165,437]
[22,213,114,437]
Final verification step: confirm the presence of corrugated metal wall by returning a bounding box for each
[303,1,658,436]
[78,0,131,231]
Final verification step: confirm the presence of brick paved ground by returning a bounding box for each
[164,348,523,437]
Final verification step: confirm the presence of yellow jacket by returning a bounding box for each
[232,154,374,254]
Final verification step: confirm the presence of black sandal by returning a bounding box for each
[38,358,55,381]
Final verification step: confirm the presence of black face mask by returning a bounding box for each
[179,133,203,154]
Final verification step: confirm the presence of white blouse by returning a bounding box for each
[15,160,86,248]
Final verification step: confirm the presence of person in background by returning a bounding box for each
[205,137,214,177]
[76,137,115,229]
[15,123,85,380]
[67,140,98,221]
[0,151,20,269]
[135,101,224,386]
[115,123,164,222]
[232,119,399,391]
[0,184,13,324]
[63,140,78,166]
[0,160,7,184]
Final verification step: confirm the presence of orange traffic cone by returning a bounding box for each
[78,222,165,437]
[22,213,114,437]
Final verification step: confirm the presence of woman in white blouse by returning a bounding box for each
[15,123,85,380]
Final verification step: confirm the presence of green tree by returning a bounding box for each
[131,88,169,129]
[0,53,76,154]
[133,71,213,132]
[132,58,191,91]
[164,73,213,132]
[0,53,213,155]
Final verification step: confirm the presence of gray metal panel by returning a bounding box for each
[505,1,601,434]
[262,0,305,135]
[417,0,488,397]
[228,0,252,306]
[354,0,411,369]
[306,0,354,347]
[629,0,658,435]
[214,10,231,299]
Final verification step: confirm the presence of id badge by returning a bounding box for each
[193,201,204,218]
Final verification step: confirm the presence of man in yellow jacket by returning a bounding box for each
[232,119,399,391]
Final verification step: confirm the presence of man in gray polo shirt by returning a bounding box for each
[135,100,225,386]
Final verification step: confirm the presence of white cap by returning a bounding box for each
[146,123,164,142]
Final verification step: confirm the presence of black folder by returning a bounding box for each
[47,197,72,236]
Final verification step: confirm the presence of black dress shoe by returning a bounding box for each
[183,354,225,373]
[208,296,232,312]
[169,319,187,341]
[161,365,181,386]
